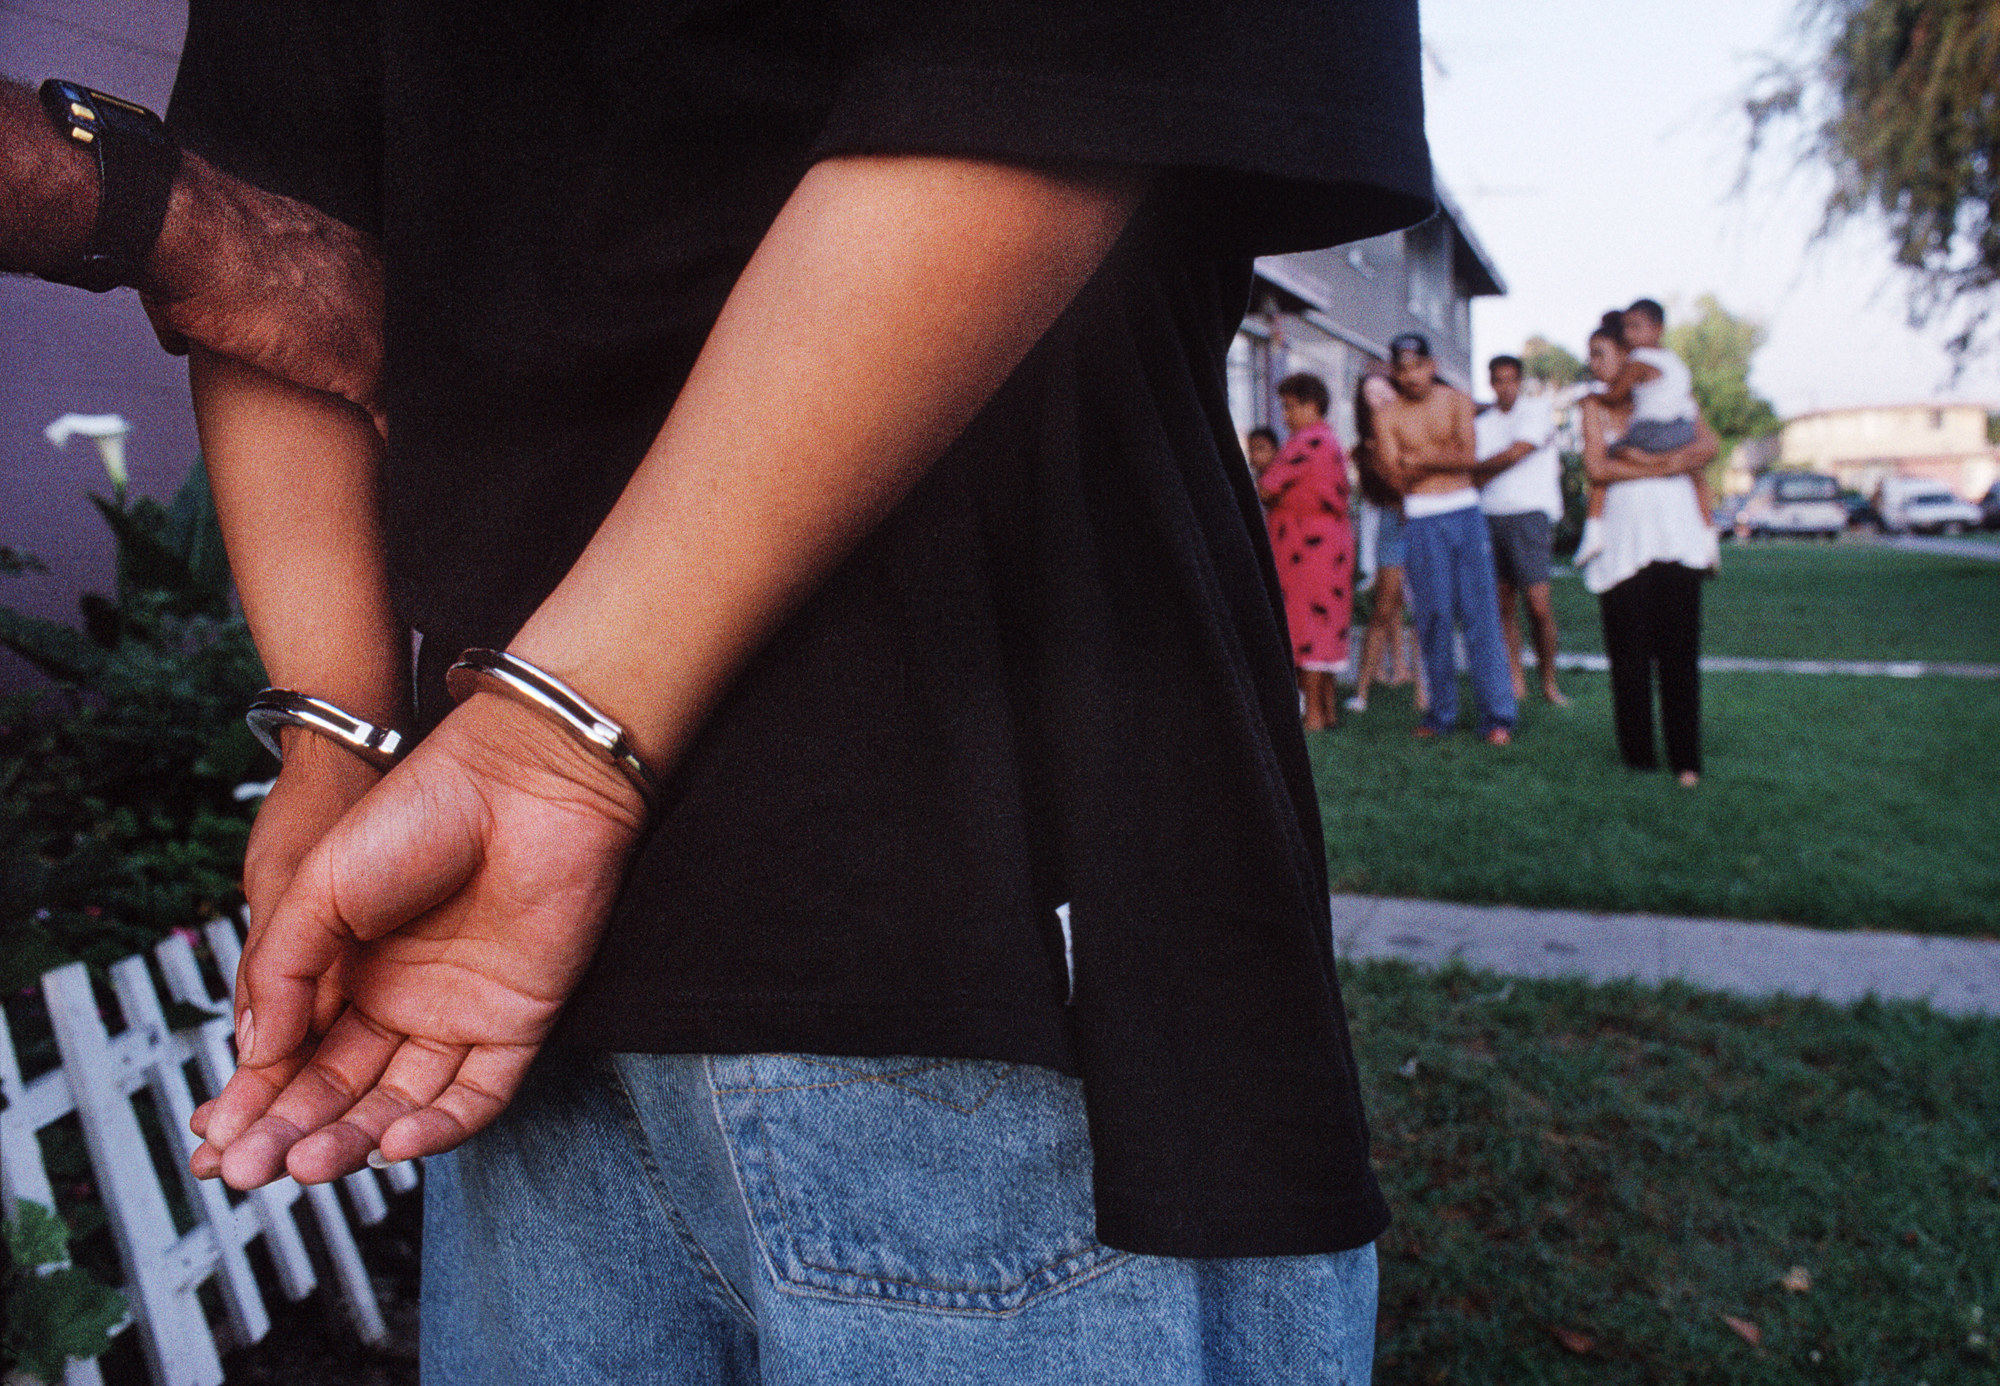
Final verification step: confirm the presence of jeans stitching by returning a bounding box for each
[602,1054,759,1331]
[763,1247,1134,1320]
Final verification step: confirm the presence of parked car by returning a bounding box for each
[1981,480,2000,531]
[1734,471,1846,540]
[1876,477,1985,535]
[1840,490,1883,533]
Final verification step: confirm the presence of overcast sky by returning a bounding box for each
[1418,0,2000,416]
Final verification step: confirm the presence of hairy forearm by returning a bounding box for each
[145,156,384,418]
[0,76,97,277]
[510,155,1144,769]
[189,348,405,727]
[2,74,384,416]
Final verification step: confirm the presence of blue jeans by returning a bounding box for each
[422,1047,1378,1385]
[1403,504,1518,735]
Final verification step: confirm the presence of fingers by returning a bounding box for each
[187,1044,315,1182]
[218,1008,407,1188]
[198,1022,538,1188]
[377,1045,536,1164]
[288,1042,535,1182]
[236,770,484,1068]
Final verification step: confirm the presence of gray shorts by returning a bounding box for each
[1486,510,1553,588]
[1618,418,1695,454]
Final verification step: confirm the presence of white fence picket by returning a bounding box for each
[169,917,408,1330]
[41,964,224,1386]
[0,918,417,1384]
[107,958,269,1350]
[152,930,319,1302]
[0,1003,106,1386]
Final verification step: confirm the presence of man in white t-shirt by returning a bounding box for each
[1475,355,1569,705]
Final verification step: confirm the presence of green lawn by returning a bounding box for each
[1313,672,2000,934]
[1317,541,2000,933]
[1352,961,2000,1385]
[1547,541,2000,664]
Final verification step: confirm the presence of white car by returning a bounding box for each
[1734,471,1847,539]
[1882,485,1984,535]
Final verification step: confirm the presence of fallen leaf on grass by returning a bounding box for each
[1551,1327,1595,1355]
[1782,1266,1811,1294]
[1723,1315,1762,1346]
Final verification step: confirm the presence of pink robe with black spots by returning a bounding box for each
[1260,420,1354,671]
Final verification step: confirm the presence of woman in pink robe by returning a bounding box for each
[1260,372,1354,731]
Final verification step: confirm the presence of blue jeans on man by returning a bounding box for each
[1403,502,1518,736]
[422,1047,1379,1385]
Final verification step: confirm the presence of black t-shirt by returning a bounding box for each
[170,0,1431,1258]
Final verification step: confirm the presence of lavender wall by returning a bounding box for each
[1,0,193,691]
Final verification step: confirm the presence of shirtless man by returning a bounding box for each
[1373,333,1518,743]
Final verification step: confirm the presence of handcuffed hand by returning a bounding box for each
[189,690,647,1188]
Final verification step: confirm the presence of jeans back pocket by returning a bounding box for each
[706,1054,1126,1314]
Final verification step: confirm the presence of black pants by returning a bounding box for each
[1596,562,1702,775]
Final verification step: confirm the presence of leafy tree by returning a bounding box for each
[1747,0,2000,360]
[1520,335,1585,387]
[1663,294,1783,448]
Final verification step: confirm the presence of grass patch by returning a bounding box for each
[1546,542,2000,664]
[1351,961,2000,1384]
[1312,673,2000,934]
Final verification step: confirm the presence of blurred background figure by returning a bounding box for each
[1245,425,1280,478]
[1347,369,1426,717]
[1578,314,1721,786]
[1260,372,1354,731]
[1475,354,1569,706]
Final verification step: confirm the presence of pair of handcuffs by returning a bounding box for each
[37,79,180,292]
[247,651,659,806]
[40,84,661,808]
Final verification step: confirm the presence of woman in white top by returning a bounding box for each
[1579,312,1720,786]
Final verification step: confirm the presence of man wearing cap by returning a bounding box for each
[1476,354,1568,706]
[1373,333,1517,743]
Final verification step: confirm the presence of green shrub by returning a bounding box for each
[0,1201,127,1385]
[0,458,264,995]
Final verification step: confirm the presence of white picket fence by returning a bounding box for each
[0,915,418,1386]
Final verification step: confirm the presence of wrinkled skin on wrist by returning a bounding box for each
[141,152,385,433]
[189,692,646,1188]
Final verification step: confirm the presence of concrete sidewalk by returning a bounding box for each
[1870,533,2000,562]
[1544,651,2000,680]
[1331,893,2000,1017]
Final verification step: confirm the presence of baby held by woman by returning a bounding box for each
[1575,298,1714,564]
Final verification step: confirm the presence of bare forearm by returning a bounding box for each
[511,155,1144,769]
[1600,432,1714,482]
[189,348,405,727]
[1410,447,1476,476]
